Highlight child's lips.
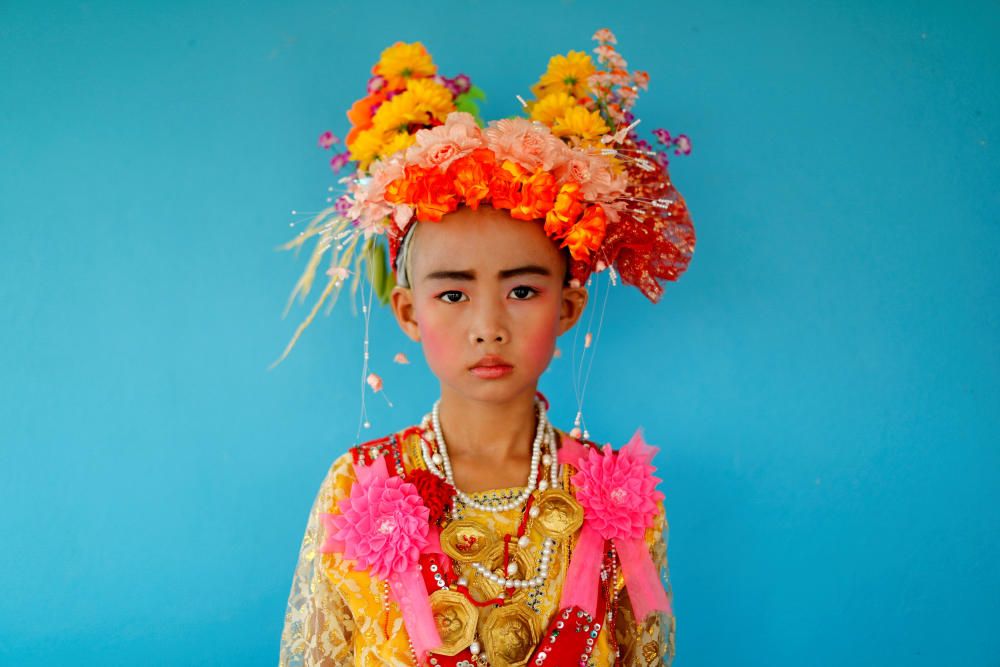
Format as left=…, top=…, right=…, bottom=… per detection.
left=470, top=364, right=514, bottom=379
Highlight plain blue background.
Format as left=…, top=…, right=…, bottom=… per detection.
left=2, top=1, right=997, bottom=664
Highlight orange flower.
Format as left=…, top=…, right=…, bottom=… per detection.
left=411, top=169, right=458, bottom=222
left=544, top=182, right=584, bottom=239
left=561, top=205, right=607, bottom=261
left=346, top=91, right=389, bottom=145
left=383, top=165, right=428, bottom=204
left=447, top=148, right=496, bottom=210
left=509, top=168, right=557, bottom=221
left=488, top=160, right=526, bottom=211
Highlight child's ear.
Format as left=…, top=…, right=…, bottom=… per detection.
left=557, top=285, right=589, bottom=335
left=390, top=285, right=421, bottom=342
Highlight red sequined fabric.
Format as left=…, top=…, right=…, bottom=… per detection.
left=595, top=137, right=696, bottom=302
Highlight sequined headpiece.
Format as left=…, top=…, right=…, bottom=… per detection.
left=274, top=28, right=695, bottom=368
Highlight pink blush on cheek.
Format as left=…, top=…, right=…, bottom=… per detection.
left=521, top=327, right=558, bottom=372
left=416, top=317, right=456, bottom=373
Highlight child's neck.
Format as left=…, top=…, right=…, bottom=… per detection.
left=435, top=386, right=539, bottom=473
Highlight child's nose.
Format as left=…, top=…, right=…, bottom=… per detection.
left=468, top=297, right=509, bottom=344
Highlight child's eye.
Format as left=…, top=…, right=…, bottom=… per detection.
left=509, top=285, right=539, bottom=300
left=437, top=290, right=467, bottom=304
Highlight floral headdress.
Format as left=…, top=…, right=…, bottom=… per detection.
left=274, top=29, right=695, bottom=372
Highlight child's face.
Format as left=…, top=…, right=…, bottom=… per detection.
left=390, top=206, right=588, bottom=404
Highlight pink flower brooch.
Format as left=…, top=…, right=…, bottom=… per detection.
left=558, top=428, right=672, bottom=621
left=319, top=456, right=443, bottom=658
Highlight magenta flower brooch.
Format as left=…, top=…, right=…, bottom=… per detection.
left=558, top=428, right=671, bottom=621
left=318, top=456, right=443, bottom=658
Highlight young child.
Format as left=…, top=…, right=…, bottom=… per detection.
left=276, top=30, right=694, bottom=667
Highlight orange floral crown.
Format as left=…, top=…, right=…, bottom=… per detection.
left=274, top=28, right=695, bottom=367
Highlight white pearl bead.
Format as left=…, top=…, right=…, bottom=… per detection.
left=517, top=535, right=529, bottom=548
left=542, top=454, right=552, bottom=465
left=529, top=506, right=540, bottom=518
left=430, top=397, right=554, bottom=513
left=431, top=453, right=443, bottom=465
left=470, top=641, right=481, bottom=655
left=539, top=480, right=549, bottom=491
left=506, top=562, right=518, bottom=576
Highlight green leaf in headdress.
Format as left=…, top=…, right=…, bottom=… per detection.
left=455, top=85, right=488, bottom=126
left=365, top=238, right=396, bottom=305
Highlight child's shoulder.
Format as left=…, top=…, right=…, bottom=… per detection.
left=323, top=424, right=424, bottom=485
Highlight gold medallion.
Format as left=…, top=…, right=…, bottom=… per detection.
left=532, top=489, right=584, bottom=539
left=428, top=589, right=478, bottom=656
left=440, top=519, right=496, bottom=563
left=480, top=603, right=542, bottom=667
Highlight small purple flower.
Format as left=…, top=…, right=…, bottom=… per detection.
left=442, top=79, right=460, bottom=96
left=654, top=151, right=670, bottom=168
left=635, top=138, right=653, bottom=153
left=318, top=131, right=339, bottom=149
left=452, top=74, right=471, bottom=94
left=674, top=134, right=692, bottom=155
left=329, top=151, right=351, bottom=172
left=334, top=194, right=352, bottom=216
left=652, top=128, right=672, bottom=146
left=367, top=75, right=386, bottom=94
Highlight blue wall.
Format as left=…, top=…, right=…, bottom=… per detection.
left=1, top=1, right=997, bottom=664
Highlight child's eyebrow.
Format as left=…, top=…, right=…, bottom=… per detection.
left=424, top=265, right=552, bottom=281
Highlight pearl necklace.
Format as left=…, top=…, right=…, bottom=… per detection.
left=424, top=397, right=556, bottom=513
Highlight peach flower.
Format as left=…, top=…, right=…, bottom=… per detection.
left=404, top=111, right=483, bottom=171
left=484, top=117, right=569, bottom=172
left=348, top=157, right=405, bottom=232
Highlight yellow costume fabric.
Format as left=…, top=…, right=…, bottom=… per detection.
left=279, top=427, right=675, bottom=666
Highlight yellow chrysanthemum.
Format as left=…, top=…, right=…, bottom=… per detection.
left=530, top=50, right=595, bottom=100
left=371, top=91, right=425, bottom=134
left=552, top=106, right=610, bottom=142
left=529, top=91, right=579, bottom=126
left=348, top=128, right=385, bottom=170
left=374, top=42, right=437, bottom=91
left=405, top=78, right=455, bottom=122
left=379, top=131, right=416, bottom=161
